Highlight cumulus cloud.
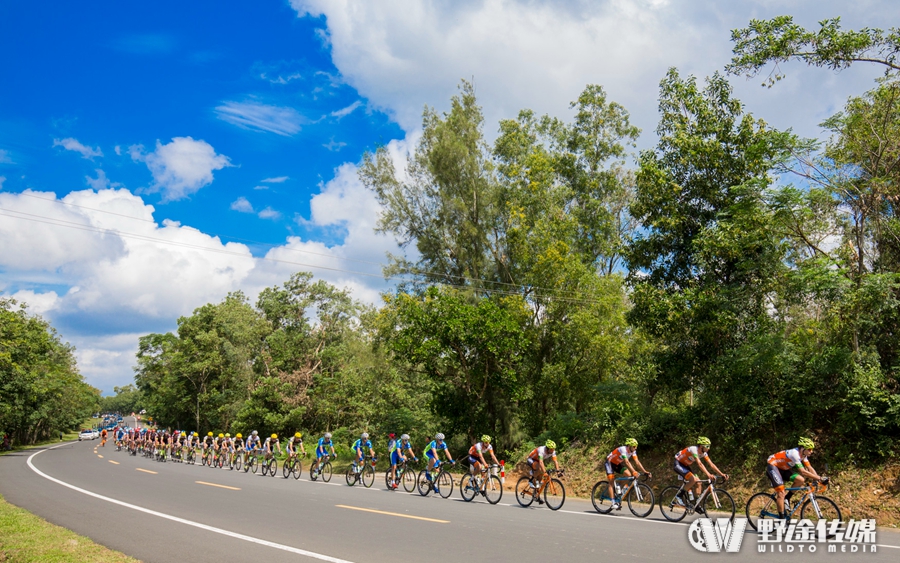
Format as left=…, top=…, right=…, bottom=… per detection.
left=8, top=289, right=60, bottom=315
left=86, top=169, right=122, bottom=191
left=53, top=137, right=103, bottom=160
left=257, top=207, right=282, bottom=220
left=215, top=100, right=305, bottom=136
left=130, top=137, right=231, bottom=201
left=230, top=196, right=254, bottom=213
left=290, top=0, right=885, bottom=142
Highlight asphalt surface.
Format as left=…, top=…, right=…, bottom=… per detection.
left=1, top=428, right=898, bottom=562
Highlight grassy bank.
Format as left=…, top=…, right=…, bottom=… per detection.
left=0, top=494, right=138, bottom=563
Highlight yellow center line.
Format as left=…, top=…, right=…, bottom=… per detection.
left=335, top=505, right=449, bottom=523
left=97, top=455, right=103, bottom=458
left=108, top=460, right=120, bottom=465
left=196, top=481, right=241, bottom=491
left=136, top=468, right=157, bottom=474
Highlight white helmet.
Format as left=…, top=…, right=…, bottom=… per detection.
left=361, top=432, right=369, bottom=439
left=251, top=430, right=258, bottom=436
left=401, top=433, right=410, bottom=440
left=324, top=432, right=332, bottom=439
left=435, top=433, right=445, bottom=440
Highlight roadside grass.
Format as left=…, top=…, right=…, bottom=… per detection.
left=0, top=493, right=138, bottom=563
left=0, top=419, right=100, bottom=457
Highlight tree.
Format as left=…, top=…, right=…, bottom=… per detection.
left=728, top=16, right=900, bottom=87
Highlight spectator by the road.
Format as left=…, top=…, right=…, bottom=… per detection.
left=2, top=433, right=11, bottom=451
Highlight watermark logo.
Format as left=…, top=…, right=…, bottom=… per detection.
left=688, top=518, right=748, bottom=553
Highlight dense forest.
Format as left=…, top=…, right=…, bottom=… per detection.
left=30, top=16, right=900, bottom=467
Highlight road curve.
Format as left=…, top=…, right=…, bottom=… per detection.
left=1, top=439, right=898, bottom=562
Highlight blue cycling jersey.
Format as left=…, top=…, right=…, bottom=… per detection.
left=317, top=437, right=333, bottom=450
left=425, top=440, right=447, bottom=457
left=352, top=439, right=372, bottom=450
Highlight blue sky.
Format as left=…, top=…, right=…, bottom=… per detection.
left=0, top=1, right=888, bottom=393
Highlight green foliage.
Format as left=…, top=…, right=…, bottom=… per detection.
left=99, top=384, right=143, bottom=415
left=0, top=299, right=99, bottom=445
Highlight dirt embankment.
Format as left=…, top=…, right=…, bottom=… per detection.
left=504, top=446, right=900, bottom=527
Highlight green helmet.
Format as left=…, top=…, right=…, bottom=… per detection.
left=625, top=438, right=638, bottom=448
left=697, top=436, right=711, bottom=447
left=798, top=437, right=815, bottom=450
left=481, top=434, right=491, bottom=443
left=545, top=439, right=556, bottom=449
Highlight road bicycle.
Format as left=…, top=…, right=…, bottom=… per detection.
left=590, top=473, right=654, bottom=517
left=260, top=452, right=278, bottom=477
left=282, top=452, right=304, bottom=479
left=385, top=457, right=417, bottom=492
left=515, top=469, right=566, bottom=510
left=242, top=450, right=260, bottom=474
left=460, top=463, right=503, bottom=504
left=417, top=460, right=456, bottom=498
left=746, top=479, right=840, bottom=532
left=309, top=455, right=333, bottom=482
left=658, top=476, right=736, bottom=522
left=346, top=456, right=376, bottom=487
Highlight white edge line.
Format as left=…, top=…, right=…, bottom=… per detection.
left=27, top=444, right=354, bottom=563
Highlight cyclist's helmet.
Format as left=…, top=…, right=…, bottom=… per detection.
left=545, top=439, right=556, bottom=449
left=400, top=433, right=410, bottom=441
left=236, top=433, right=242, bottom=438
left=207, top=432, right=213, bottom=437
left=192, top=432, right=197, bottom=437
left=225, top=433, right=231, bottom=438
left=271, top=434, right=278, bottom=439
left=798, top=437, right=815, bottom=450
left=697, top=436, right=711, bottom=447
left=481, top=434, right=491, bottom=443
left=218, top=433, right=224, bottom=438
left=324, top=432, right=332, bottom=439
left=294, top=432, right=302, bottom=439
left=361, top=432, right=369, bottom=439
left=435, top=433, right=445, bottom=440
left=252, top=430, right=258, bottom=436
left=625, top=438, right=638, bottom=448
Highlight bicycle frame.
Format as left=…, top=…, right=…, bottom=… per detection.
left=760, top=484, right=824, bottom=519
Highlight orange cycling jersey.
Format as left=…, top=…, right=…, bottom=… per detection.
left=767, top=448, right=809, bottom=471
left=675, top=446, right=707, bottom=465
left=468, top=442, right=492, bottom=456
left=527, top=446, right=556, bottom=462
left=607, top=446, right=635, bottom=465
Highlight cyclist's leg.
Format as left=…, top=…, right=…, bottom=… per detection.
left=605, top=461, right=617, bottom=499
left=766, top=465, right=788, bottom=517
left=786, top=474, right=805, bottom=505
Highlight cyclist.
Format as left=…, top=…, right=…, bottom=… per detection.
left=202, top=432, right=215, bottom=459
left=100, top=428, right=108, bottom=447
left=263, top=433, right=281, bottom=468
left=388, top=433, right=418, bottom=489
left=216, top=433, right=226, bottom=459
left=605, top=438, right=652, bottom=511
left=287, top=432, right=306, bottom=464
left=231, top=433, right=243, bottom=465
left=525, top=440, right=562, bottom=504
left=674, top=437, right=728, bottom=514
left=351, top=432, right=376, bottom=474
left=313, top=432, right=336, bottom=478
left=469, top=435, right=500, bottom=481
left=245, top=430, right=261, bottom=462
left=115, top=426, right=125, bottom=450
left=766, top=437, right=823, bottom=519
left=423, top=433, right=455, bottom=494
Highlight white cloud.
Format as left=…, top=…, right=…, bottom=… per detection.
left=230, top=196, right=254, bottom=213
left=86, top=169, right=122, bottom=191
left=253, top=185, right=269, bottom=190
left=215, top=101, right=305, bottom=136
left=290, top=0, right=886, bottom=144
left=53, top=137, right=103, bottom=160
left=262, top=72, right=303, bottom=85
left=323, top=138, right=347, bottom=151
left=257, top=207, right=282, bottom=220
left=130, top=136, right=231, bottom=201
left=261, top=176, right=289, bottom=183
left=0, top=150, right=12, bottom=164
left=9, top=289, right=60, bottom=315
left=331, top=100, right=362, bottom=119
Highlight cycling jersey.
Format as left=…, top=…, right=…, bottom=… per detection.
left=263, top=437, right=278, bottom=451
left=424, top=440, right=447, bottom=459
left=245, top=436, right=260, bottom=450
left=469, top=442, right=493, bottom=456
left=387, top=438, right=397, bottom=453
left=316, top=438, right=333, bottom=458
left=607, top=446, right=636, bottom=465
left=527, top=446, right=556, bottom=464
left=287, top=436, right=303, bottom=451
left=767, top=448, right=809, bottom=471
left=233, top=438, right=243, bottom=449
left=675, top=446, right=708, bottom=465
left=352, top=439, right=372, bottom=451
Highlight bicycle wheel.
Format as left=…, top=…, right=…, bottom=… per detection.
left=269, top=459, right=277, bottom=477
left=362, top=464, right=375, bottom=488
left=437, top=470, right=454, bottom=498
left=402, top=467, right=416, bottom=493
left=704, top=488, right=736, bottom=521
left=544, top=478, right=566, bottom=510
left=200, top=452, right=207, bottom=466
left=283, top=460, right=292, bottom=478
left=627, top=482, right=655, bottom=518
left=485, top=475, right=503, bottom=505
left=345, top=467, right=356, bottom=486
left=459, top=474, right=477, bottom=502
left=309, top=462, right=319, bottom=481
left=658, top=486, right=688, bottom=522
left=800, top=495, right=841, bottom=533
left=515, top=477, right=535, bottom=508
left=234, top=454, right=242, bottom=471
left=321, top=461, right=332, bottom=482
left=250, top=455, right=258, bottom=474
left=385, top=468, right=394, bottom=490
left=746, top=492, right=778, bottom=531
left=261, top=458, right=269, bottom=476
left=293, top=459, right=302, bottom=480
left=417, top=469, right=432, bottom=496
left=217, top=453, right=225, bottom=468
left=591, top=481, right=615, bottom=514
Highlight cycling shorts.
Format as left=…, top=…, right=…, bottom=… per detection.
left=674, top=460, right=693, bottom=479
left=766, top=464, right=797, bottom=489
left=468, top=455, right=481, bottom=466
left=316, top=448, right=329, bottom=459
left=353, top=447, right=365, bottom=460
left=391, top=450, right=404, bottom=465
left=605, top=460, right=625, bottom=476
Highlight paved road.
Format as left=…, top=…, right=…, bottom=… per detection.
left=1, top=436, right=897, bottom=562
